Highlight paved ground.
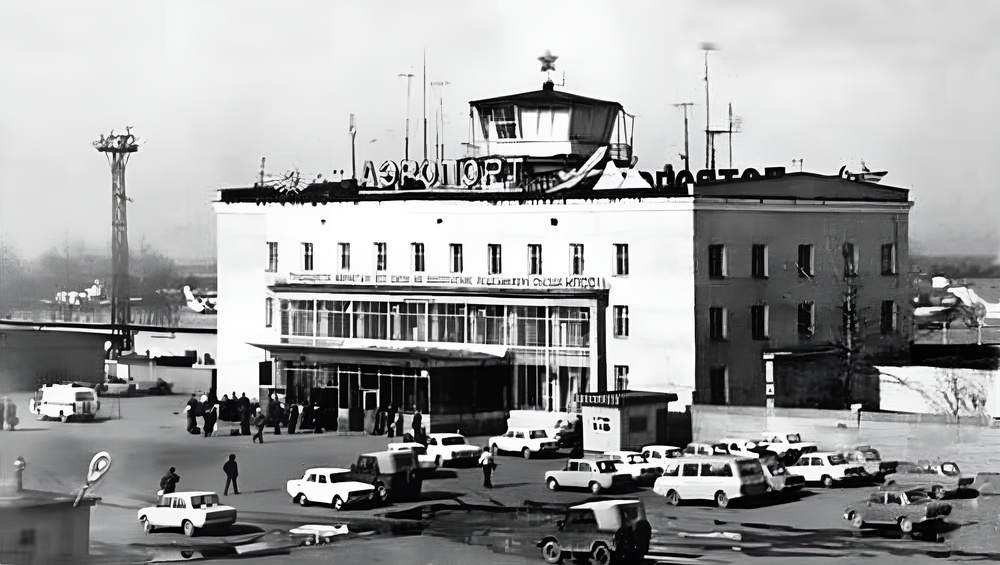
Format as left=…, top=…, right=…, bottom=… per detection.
left=5, top=393, right=1000, bottom=564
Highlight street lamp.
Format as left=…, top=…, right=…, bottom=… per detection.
left=398, top=73, right=415, bottom=161
left=431, top=81, right=451, bottom=161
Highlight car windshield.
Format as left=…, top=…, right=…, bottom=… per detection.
left=906, top=490, right=930, bottom=502
left=941, top=463, right=961, bottom=476
left=861, top=448, right=880, bottom=460
left=626, top=455, right=645, bottom=464
left=190, top=494, right=220, bottom=507
left=529, top=430, right=548, bottom=439
left=76, top=391, right=96, bottom=401
left=786, top=434, right=802, bottom=443
left=765, top=460, right=787, bottom=475
left=356, top=457, right=376, bottom=473
left=596, top=461, right=619, bottom=473
left=329, top=471, right=351, bottom=482
left=441, top=436, right=466, bottom=446
left=828, top=454, right=848, bottom=465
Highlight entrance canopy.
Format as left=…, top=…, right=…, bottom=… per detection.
left=249, top=341, right=510, bottom=369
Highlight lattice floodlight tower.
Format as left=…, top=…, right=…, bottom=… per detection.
left=93, top=128, right=139, bottom=356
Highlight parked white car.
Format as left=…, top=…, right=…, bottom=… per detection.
left=640, top=445, right=684, bottom=461
left=138, top=491, right=236, bottom=537
left=386, top=442, right=438, bottom=469
left=489, top=428, right=560, bottom=459
left=683, top=442, right=725, bottom=457
left=603, top=451, right=664, bottom=484
left=286, top=467, right=377, bottom=510
left=545, top=458, right=633, bottom=495
left=714, top=438, right=771, bottom=458
left=760, top=432, right=821, bottom=460
left=425, top=433, right=482, bottom=467
left=788, top=452, right=868, bottom=488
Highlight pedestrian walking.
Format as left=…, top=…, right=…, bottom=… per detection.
left=478, top=449, right=496, bottom=488
left=223, top=454, right=240, bottom=495
left=252, top=408, right=266, bottom=443
left=269, top=399, right=283, bottom=435
left=287, top=402, right=300, bottom=435
left=6, top=397, right=17, bottom=431
left=203, top=401, right=219, bottom=437
left=159, top=467, right=180, bottom=494
left=184, top=394, right=199, bottom=434
left=411, top=409, right=422, bottom=436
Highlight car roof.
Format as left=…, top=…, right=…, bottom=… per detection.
left=719, top=438, right=758, bottom=444
left=878, top=485, right=930, bottom=494
left=429, top=433, right=464, bottom=438
left=642, top=445, right=682, bottom=451
left=570, top=499, right=643, bottom=511
left=506, top=427, right=546, bottom=432
left=569, top=458, right=616, bottom=464
left=604, top=451, right=642, bottom=457
left=304, top=467, right=350, bottom=474
left=166, top=491, right=217, bottom=497
left=389, top=442, right=424, bottom=448
left=803, top=451, right=840, bottom=457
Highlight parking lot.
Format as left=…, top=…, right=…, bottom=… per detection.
left=6, top=392, right=1000, bottom=564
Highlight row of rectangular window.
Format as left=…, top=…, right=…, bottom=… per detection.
left=266, top=242, right=630, bottom=277
left=708, top=300, right=899, bottom=340
left=708, top=243, right=898, bottom=279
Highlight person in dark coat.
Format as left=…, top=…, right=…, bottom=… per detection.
left=252, top=408, right=266, bottom=443
left=5, top=397, right=18, bottom=431
left=219, top=395, right=230, bottom=422
left=239, top=403, right=252, bottom=436
left=269, top=399, right=282, bottom=435
left=394, top=410, right=405, bottom=439
left=312, top=403, right=324, bottom=433
left=287, top=402, right=300, bottom=434
left=160, top=467, right=180, bottom=494
left=301, top=402, right=315, bottom=430
left=386, top=406, right=397, bottom=438
left=372, top=406, right=386, bottom=435
left=185, top=394, right=199, bottom=434
left=203, top=401, right=218, bottom=437
left=223, top=454, right=240, bottom=495
left=411, top=409, right=422, bottom=436
left=228, top=392, right=239, bottom=422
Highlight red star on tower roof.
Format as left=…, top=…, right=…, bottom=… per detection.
left=538, top=50, right=558, bottom=72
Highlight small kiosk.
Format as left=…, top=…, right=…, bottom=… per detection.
left=580, top=391, right=682, bottom=454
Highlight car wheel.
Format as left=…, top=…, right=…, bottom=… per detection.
left=590, top=482, right=602, bottom=495
left=850, top=512, right=864, bottom=529
left=714, top=490, right=729, bottom=508
left=435, top=456, right=444, bottom=468
left=297, top=493, right=310, bottom=507
left=932, top=485, right=945, bottom=499
left=332, top=495, right=343, bottom=511
left=140, top=516, right=153, bottom=534
left=375, top=484, right=388, bottom=503
left=822, top=475, right=835, bottom=489
left=540, top=539, right=562, bottom=564
left=591, top=543, right=612, bottom=565
left=899, top=517, right=914, bottom=534
left=182, top=520, right=196, bottom=537
left=522, top=448, right=532, bottom=460
left=665, top=490, right=680, bottom=506
left=547, top=477, right=559, bottom=491
left=491, top=444, right=499, bottom=456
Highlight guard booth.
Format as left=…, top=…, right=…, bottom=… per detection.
left=580, top=391, right=681, bottom=453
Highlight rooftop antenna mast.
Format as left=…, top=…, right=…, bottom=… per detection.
left=701, top=42, right=718, bottom=169
left=93, top=127, right=139, bottom=357
left=423, top=49, right=428, bottom=161
left=349, top=114, right=357, bottom=180
left=398, top=72, right=415, bottom=160
left=672, top=102, right=694, bottom=172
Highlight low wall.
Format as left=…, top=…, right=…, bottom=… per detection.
left=878, top=365, right=999, bottom=417
left=507, top=409, right=572, bottom=432
left=430, top=411, right=506, bottom=437
left=692, top=404, right=1000, bottom=471
left=128, top=365, right=214, bottom=395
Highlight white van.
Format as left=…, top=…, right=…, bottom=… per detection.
left=652, top=455, right=768, bottom=508
left=29, top=384, right=101, bottom=422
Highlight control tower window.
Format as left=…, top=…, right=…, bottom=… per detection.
left=491, top=106, right=518, bottom=139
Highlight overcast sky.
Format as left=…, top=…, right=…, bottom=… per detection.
left=1, top=0, right=998, bottom=262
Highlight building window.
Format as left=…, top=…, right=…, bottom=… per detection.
left=512, top=306, right=547, bottom=346
left=613, top=243, right=629, bottom=276
left=881, top=243, right=898, bottom=275
left=751, top=304, right=769, bottom=340
left=551, top=307, right=590, bottom=348
left=265, top=297, right=273, bottom=328
left=266, top=242, right=278, bottom=272
left=469, top=304, right=506, bottom=345
left=490, top=105, right=518, bottom=139
left=317, top=300, right=352, bottom=339
left=880, top=300, right=897, bottom=334
left=375, top=242, right=387, bottom=272
left=391, top=302, right=426, bottom=341
left=301, top=242, right=314, bottom=271
left=528, top=244, right=543, bottom=275
left=751, top=244, right=768, bottom=278
left=797, top=301, right=815, bottom=338
left=613, top=305, right=629, bottom=337
left=709, top=307, right=727, bottom=340
left=354, top=300, right=390, bottom=340
left=411, top=243, right=425, bottom=272
left=338, top=243, right=350, bottom=271
left=709, top=365, right=728, bottom=405
left=569, top=244, right=585, bottom=275
left=708, top=244, right=727, bottom=278
left=843, top=242, right=858, bottom=277
left=449, top=244, right=464, bottom=273
left=614, top=365, right=629, bottom=391
left=429, top=303, right=466, bottom=343
left=797, top=244, right=814, bottom=278
left=488, top=244, right=502, bottom=275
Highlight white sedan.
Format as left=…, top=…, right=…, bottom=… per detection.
left=386, top=442, right=439, bottom=469
left=425, top=433, right=482, bottom=467
left=489, top=428, right=561, bottom=459
left=286, top=467, right=377, bottom=510
left=138, top=491, right=236, bottom=537
left=545, top=458, right=633, bottom=495
left=603, top=451, right=664, bottom=484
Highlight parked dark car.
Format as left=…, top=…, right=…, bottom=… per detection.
left=348, top=450, right=423, bottom=503
left=537, top=499, right=650, bottom=565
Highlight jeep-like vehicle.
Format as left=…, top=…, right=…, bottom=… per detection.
left=348, top=450, right=422, bottom=503
left=537, top=499, right=651, bottom=565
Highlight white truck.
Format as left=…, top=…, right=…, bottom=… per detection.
left=29, top=384, right=101, bottom=422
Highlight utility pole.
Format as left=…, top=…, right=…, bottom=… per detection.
left=701, top=43, right=717, bottom=170
left=93, top=128, right=139, bottom=356
left=431, top=81, right=450, bottom=160
left=422, top=50, right=428, bottom=161
left=398, top=72, right=415, bottom=160
left=349, top=114, right=357, bottom=180
left=672, top=102, right=693, bottom=172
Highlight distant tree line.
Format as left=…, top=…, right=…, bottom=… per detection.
left=911, top=255, right=1000, bottom=279
left=0, top=240, right=205, bottom=318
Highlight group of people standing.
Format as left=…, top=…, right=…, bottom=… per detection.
left=372, top=406, right=428, bottom=444
left=183, top=390, right=347, bottom=443
left=0, top=396, right=19, bottom=431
